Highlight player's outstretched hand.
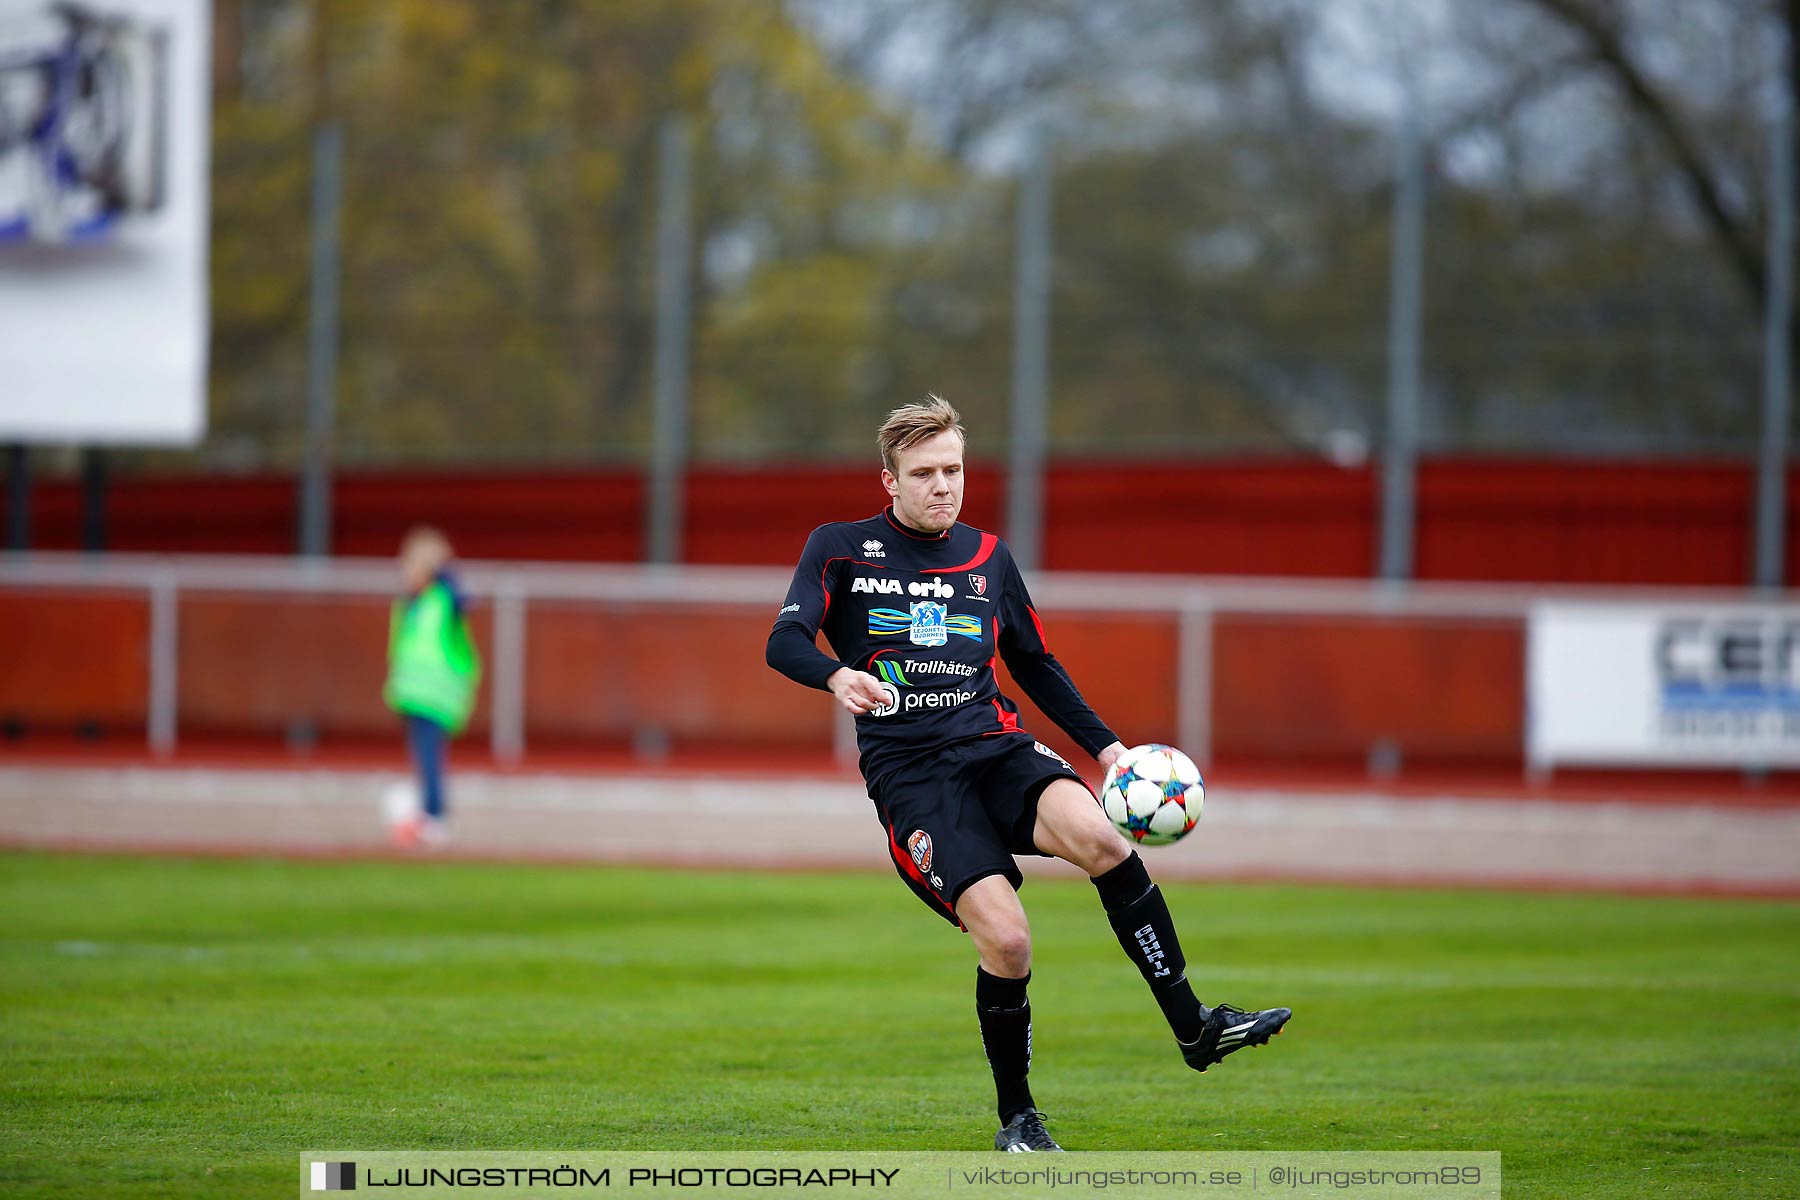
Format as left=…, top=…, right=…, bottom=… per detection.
left=1096, top=741, right=1127, bottom=773
left=827, top=667, right=891, bottom=715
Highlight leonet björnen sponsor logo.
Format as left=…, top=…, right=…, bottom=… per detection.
left=868, top=605, right=985, bottom=645
left=907, top=602, right=949, bottom=646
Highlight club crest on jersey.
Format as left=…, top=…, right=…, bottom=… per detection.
left=909, top=601, right=948, bottom=646
left=969, top=574, right=987, bottom=596
left=862, top=540, right=886, bottom=558
left=907, top=830, right=933, bottom=872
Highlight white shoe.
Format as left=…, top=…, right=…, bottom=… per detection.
left=390, top=814, right=449, bottom=850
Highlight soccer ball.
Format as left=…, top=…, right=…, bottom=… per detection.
left=1100, top=743, right=1204, bottom=845
left=381, top=780, right=419, bottom=826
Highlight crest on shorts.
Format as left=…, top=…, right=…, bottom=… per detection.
left=908, top=601, right=948, bottom=646
left=907, top=829, right=933, bottom=872
left=969, top=574, right=987, bottom=596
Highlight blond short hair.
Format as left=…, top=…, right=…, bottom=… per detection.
left=877, top=394, right=964, bottom=471
left=399, top=525, right=453, bottom=577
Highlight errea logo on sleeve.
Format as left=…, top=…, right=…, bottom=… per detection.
left=862, top=540, right=886, bottom=558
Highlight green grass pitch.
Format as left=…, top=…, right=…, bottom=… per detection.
left=2, top=851, right=1796, bottom=1198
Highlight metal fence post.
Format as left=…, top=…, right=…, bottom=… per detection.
left=298, top=120, right=343, bottom=559
left=490, top=583, right=527, bottom=765
left=1756, top=29, right=1796, bottom=590
left=81, top=448, right=107, bottom=552
left=147, top=569, right=179, bottom=756
left=4, top=444, right=29, bottom=552
left=833, top=706, right=859, bottom=772
left=1007, top=129, right=1051, bottom=572
left=1379, top=95, right=1425, bottom=582
left=1177, top=599, right=1213, bottom=768
left=647, top=115, right=693, bottom=566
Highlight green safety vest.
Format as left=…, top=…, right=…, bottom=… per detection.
left=383, top=579, right=482, bottom=735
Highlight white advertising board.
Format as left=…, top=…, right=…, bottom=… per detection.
left=0, top=0, right=210, bottom=445
left=1528, top=602, right=1800, bottom=768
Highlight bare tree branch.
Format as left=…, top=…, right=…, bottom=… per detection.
left=1431, top=49, right=1591, bottom=144
left=1523, top=0, right=1768, bottom=307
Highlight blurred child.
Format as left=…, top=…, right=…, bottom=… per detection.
left=383, top=526, right=481, bottom=848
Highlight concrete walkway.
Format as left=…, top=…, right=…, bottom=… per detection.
left=4, top=764, right=1797, bottom=896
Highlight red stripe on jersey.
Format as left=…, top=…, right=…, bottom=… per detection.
left=938, top=532, right=998, bottom=575
left=819, top=555, right=892, bottom=619
left=1026, top=604, right=1049, bottom=652
left=991, top=699, right=1020, bottom=734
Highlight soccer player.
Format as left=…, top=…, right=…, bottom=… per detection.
left=765, top=397, right=1291, bottom=1152
left=383, top=525, right=482, bottom=849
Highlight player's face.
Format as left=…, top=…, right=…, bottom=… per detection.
left=401, top=562, right=429, bottom=593
left=882, top=431, right=965, bottom=533
left=399, top=549, right=433, bottom=593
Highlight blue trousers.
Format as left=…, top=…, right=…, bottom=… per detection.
left=405, top=714, right=448, bottom=819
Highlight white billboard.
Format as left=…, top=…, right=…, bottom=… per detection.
left=0, top=0, right=209, bottom=445
left=1528, top=602, right=1800, bottom=768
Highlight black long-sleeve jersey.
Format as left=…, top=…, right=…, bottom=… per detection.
left=766, top=506, right=1118, bottom=787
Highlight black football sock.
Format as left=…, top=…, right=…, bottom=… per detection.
left=1092, top=852, right=1207, bottom=1043
left=975, top=967, right=1035, bottom=1123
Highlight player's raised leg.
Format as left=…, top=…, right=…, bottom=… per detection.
left=1033, top=779, right=1291, bottom=1072
left=1034, top=780, right=1207, bottom=1039
left=955, top=876, right=1062, bottom=1152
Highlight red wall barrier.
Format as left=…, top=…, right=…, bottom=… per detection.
left=0, top=586, right=1526, bottom=772
left=523, top=604, right=827, bottom=753
left=0, top=592, right=149, bottom=729
left=330, top=472, right=641, bottom=563
left=1414, top=460, right=1754, bottom=585
left=1046, top=461, right=1373, bottom=578
left=1210, top=615, right=1524, bottom=766
left=0, top=454, right=1781, bottom=768
left=10, top=457, right=1783, bottom=585
left=176, top=594, right=493, bottom=739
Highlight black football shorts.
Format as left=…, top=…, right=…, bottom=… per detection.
left=868, top=733, right=1093, bottom=929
